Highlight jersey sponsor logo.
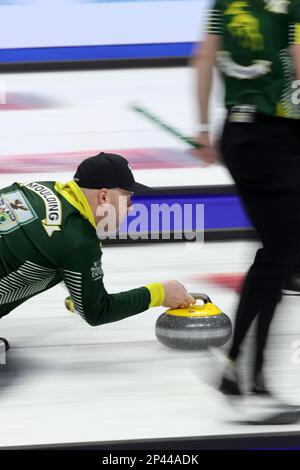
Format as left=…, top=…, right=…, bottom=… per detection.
left=217, top=51, right=272, bottom=79
left=90, top=260, right=103, bottom=281
left=0, top=189, right=37, bottom=234
left=225, top=1, right=264, bottom=50
left=25, top=182, right=62, bottom=237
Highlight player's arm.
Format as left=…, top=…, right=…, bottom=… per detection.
left=62, top=239, right=194, bottom=326
left=191, top=1, right=223, bottom=162
left=193, top=34, right=222, bottom=128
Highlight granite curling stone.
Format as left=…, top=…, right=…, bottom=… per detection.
left=155, top=293, right=232, bottom=350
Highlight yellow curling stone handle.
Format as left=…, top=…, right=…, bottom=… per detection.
left=166, top=293, right=222, bottom=317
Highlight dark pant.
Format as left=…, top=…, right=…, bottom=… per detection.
left=221, top=113, right=300, bottom=378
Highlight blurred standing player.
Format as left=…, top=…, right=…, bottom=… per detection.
left=0, top=153, right=195, bottom=363
left=193, top=0, right=300, bottom=421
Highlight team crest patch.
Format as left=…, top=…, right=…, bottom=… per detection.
left=0, top=190, right=37, bottom=234
left=225, top=1, right=265, bottom=50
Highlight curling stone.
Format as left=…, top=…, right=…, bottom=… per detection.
left=155, top=293, right=232, bottom=350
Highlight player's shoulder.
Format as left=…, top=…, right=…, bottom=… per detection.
left=210, top=0, right=226, bottom=11
left=20, top=179, right=101, bottom=250
left=63, top=208, right=98, bottom=245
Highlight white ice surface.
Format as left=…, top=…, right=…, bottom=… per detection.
left=1, top=242, right=300, bottom=447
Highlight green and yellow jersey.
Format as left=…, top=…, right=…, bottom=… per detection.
left=0, top=180, right=164, bottom=325
left=207, top=0, right=300, bottom=119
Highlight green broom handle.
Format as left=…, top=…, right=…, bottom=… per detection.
left=130, top=103, right=204, bottom=149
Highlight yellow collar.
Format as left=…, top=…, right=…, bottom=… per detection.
left=54, top=180, right=96, bottom=229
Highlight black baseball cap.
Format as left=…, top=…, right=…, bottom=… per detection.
left=73, top=152, right=151, bottom=193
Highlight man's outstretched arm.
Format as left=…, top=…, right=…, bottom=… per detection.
left=62, top=239, right=194, bottom=326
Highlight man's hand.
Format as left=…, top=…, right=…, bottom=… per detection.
left=193, top=132, right=219, bottom=165
left=162, top=280, right=196, bottom=309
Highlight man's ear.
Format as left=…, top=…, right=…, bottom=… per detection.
left=97, top=188, right=108, bottom=205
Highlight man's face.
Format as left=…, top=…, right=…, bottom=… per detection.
left=109, top=188, right=133, bottom=226
left=95, top=187, right=133, bottom=238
